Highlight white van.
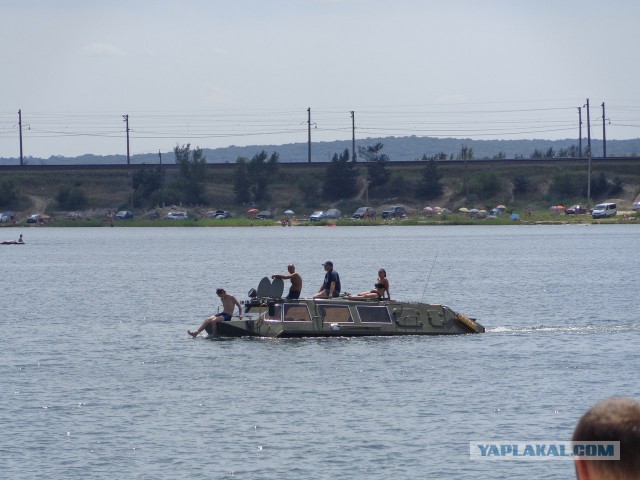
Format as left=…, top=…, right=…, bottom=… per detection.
left=591, top=202, right=617, bottom=219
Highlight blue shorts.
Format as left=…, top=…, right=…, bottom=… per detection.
left=216, top=312, right=232, bottom=321
left=287, top=289, right=301, bottom=300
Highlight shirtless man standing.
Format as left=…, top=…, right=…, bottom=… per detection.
left=188, top=288, right=242, bottom=337
left=272, top=264, right=303, bottom=299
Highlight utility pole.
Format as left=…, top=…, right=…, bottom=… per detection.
left=159, top=149, right=165, bottom=208
left=307, top=108, right=311, bottom=163
left=350, top=110, right=356, bottom=161
left=585, top=99, right=592, bottom=207
left=123, top=114, right=130, bottom=165
left=129, top=171, right=134, bottom=213
left=602, top=102, right=607, bottom=158
left=18, top=109, right=24, bottom=166
left=462, top=144, right=469, bottom=196
left=577, top=106, right=582, bottom=157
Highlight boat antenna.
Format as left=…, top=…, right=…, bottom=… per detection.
left=421, top=252, right=438, bottom=302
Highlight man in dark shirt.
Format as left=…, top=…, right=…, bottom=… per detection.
left=314, top=261, right=341, bottom=298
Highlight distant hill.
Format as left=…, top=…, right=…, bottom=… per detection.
left=2, top=136, right=640, bottom=166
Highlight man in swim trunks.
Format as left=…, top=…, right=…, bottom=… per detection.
left=272, top=264, right=302, bottom=299
left=313, top=261, right=341, bottom=298
left=188, top=288, right=242, bottom=337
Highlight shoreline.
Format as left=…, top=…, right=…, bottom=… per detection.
left=1, top=215, right=636, bottom=228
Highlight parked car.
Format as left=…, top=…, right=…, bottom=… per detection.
left=565, top=204, right=587, bottom=215
left=66, top=211, right=83, bottom=220
left=633, top=194, right=640, bottom=211
left=309, top=211, right=325, bottom=222
left=26, top=214, right=42, bottom=223
left=0, top=211, right=13, bottom=223
left=115, top=210, right=133, bottom=219
left=213, top=210, right=232, bottom=219
left=381, top=206, right=407, bottom=218
left=591, top=202, right=617, bottom=219
left=310, top=209, right=341, bottom=221
left=256, top=210, right=274, bottom=219
left=164, top=211, right=188, bottom=220
left=351, top=207, right=376, bottom=220
left=323, top=208, right=341, bottom=220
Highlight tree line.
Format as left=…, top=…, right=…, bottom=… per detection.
left=0, top=142, right=627, bottom=212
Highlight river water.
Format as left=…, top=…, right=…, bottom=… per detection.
left=1, top=224, right=639, bottom=479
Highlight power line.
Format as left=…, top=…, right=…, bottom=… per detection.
left=3, top=101, right=640, bottom=157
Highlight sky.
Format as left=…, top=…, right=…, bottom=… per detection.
left=1, top=0, right=640, bottom=159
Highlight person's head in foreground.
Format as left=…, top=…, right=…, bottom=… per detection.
left=573, top=397, right=640, bottom=480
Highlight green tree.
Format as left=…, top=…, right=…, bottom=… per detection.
left=56, top=185, right=88, bottom=210
left=609, top=176, right=623, bottom=196
left=457, top=145, right=474, bottom=196
left=416, top=158, right=444, bottom=200
left=568, top=145, right=581, bottom=157
left=0, top=179, right=19, bottom=207
left=549, top=172, right=583, bottom=197
left=233, top=157, right=251, bottom=204
left=132, top=167, right=163, bottom=207
left=385, top=173, right=408, bottom=197
left=557, top=145, right=580, bottom=158
left=246, top=150, right=279, bottom=203
left=586, top=172, right=609, bottom=198
left=172, top=144, right=208, bottom=205
left=323, top=148, right=358, bottom=200
left=422, top=152, right=448, bottom=161
left=298, top=176, right=320, bottom=208
left=512, top=173, right=530, bottom=195
left=358, top=142, right=390, bottom=189
left=470, top=171, right=501, bottom=199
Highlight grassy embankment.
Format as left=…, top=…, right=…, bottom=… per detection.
left=1, top=159, right=639, bottom=226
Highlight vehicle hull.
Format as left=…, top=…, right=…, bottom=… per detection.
left=215, top=297, right=484, bottom=338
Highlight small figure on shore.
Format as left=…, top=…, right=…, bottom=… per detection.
left=313, top=261, right=341, bottom=298
left=272, top=264, right=302, bottom=299
left=347, top=268, right=391, bottom=301
left=18, top=234, right=23, bottom=244
left=188, top=288, right=242, bottom=338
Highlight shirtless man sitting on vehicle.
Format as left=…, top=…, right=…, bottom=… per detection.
left=188, top=288, right=242, bottom=337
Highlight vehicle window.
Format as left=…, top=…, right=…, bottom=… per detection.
left=283, top=304, right=311, bottom=322
left=318, top=304, right=352, bottom=323
left=264, top=304, right=282, bottom=321
left=357, top=306, right=393, bottom=323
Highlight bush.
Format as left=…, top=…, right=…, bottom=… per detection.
left=0, top=179, right=19, bottom=207
left=56, top=185, right=88, bottom=210
left=609, top=176, right=624, bottom=196
left=549, top=172, right=584, bottom=197
left=470, top=172, right=502, bottom=199
left=512, top=174, right=530, bottom=195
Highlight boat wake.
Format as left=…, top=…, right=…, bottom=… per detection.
left=488, top=322, right=640, bottom=335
